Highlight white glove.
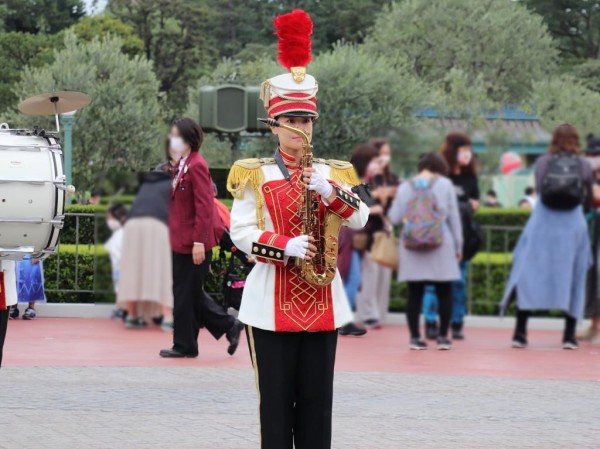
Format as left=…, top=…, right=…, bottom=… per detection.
left=307, top=169, right=334, bottom=199
left=284, top=235, right=310, bottom=259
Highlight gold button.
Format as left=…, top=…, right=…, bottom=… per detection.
left=261, top=249, right=266, bottom=255
left=276, top=252, right=281, bottom=258
left=269, top=251, right=274, bottom=257
left=253, top=246, right=259, bottom=253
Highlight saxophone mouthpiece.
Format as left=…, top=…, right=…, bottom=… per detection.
left=258, top=118, right=280, bottom=127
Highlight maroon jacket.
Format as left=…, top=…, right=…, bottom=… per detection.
left=169, top=151, right=220, bottom=254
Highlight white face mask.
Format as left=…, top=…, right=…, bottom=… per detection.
left=169, top=136, right=187, bottom=154
left=107, top=219, right=121, bottom=231
left=379, top=155, right=391, bottom=167
left=458, top=150, right=473, bottom=166
left=366, top=160, right=381, bottom=177
left=169, top=150, right=182, bottom=163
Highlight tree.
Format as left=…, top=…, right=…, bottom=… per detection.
left=205, top=0, right=392, bottom=58
left=2, top=0, right=85, bottom=34
left=522, top=0, right=600, bottom=60
left=570, top=59, right=600, bottom=92
left=0, top=32, right=60, bottom=113
left=107, top=0, right=217, bottom=113
left=67, top=15, right=145, bottom=57
left=532, top=75, right=600, bottom=138
left=365, top=0, right=558, bottom=103
left=13, top=32, right=164, bottom=195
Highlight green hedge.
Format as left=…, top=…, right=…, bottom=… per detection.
left=475, top=208, right=530, bottom=253
left=44, top=244, right=114, bottom=304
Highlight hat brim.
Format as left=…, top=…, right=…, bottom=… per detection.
left=274, top=111, right=318, bottom=118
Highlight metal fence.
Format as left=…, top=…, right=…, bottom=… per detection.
left=44, top=213, right=525, bottom=311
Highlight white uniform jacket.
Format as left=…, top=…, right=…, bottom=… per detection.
left=1, top=260, right=17, bottom=308
left=227, top=155, right=369, bottom=332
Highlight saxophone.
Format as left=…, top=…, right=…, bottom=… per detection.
left=259, top=118, right=343, bottom=287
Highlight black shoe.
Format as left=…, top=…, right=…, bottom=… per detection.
left=339, top=323, right=367, bottom=336
left=409, top=338, right=428, bottom=350
left=437, top=337, right=452, bottom=350
left=451, top=321, right=465, bottom=340
left=125, top=317, right=148, bottom=329
left=511, top=333, right=528, bottom=348
left=226, top=319, right=244, bottom=356
left=152, top=315, right=164, bottom=326
left=562, top=337, right=579, bottom=350
left=8, top=305, right=19, bottom=320
left=425, top=321, right=439, bottom=340
left=159, top=348, right=198, bottom=358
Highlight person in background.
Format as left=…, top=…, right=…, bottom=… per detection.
left=352, top=143, right=387, bottom=329
left=388, top=152, right=462, bottom=350
left=368, top=138, right=400, bottom=324
left=500, top=124, right=593, bottom=350
left=12, top=254, right=47, bottom=320
left=160, top=118, right=243, bottom=358
left=423, top=132, right=479, bottom=340
left=104, top=203, right=127, bottom=296
left=580, top=134, right=600, bottom=345
left=87, top=190, right=102, bottom=206
left=519, top=187, right=536, bottom=209
left=117, top=162, right=175, bottom=331
left=212, top=182, right=231, bottom=231
left=484, top=190, right=502, bottom=208
left=0, top=260, right=18, bottom=368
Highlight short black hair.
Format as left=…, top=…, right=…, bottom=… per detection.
left=525, top=186, right=534, bottom=196
left=417, top=152, right=449, bottom=176
left=171, top=117, right=204, bottom=152
left=486, top=190, right=497, bottom=197
left=108, top=203, right=128, bottom=224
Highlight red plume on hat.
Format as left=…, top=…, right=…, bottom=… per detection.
left=273, top=9, right=313, bottom=73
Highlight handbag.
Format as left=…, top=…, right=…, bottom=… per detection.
left=369, top=231, right=399, bottom=270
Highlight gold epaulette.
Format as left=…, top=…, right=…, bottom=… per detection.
left=226, top=158, right=274, bottom=199
left=314, top=158, right=361, bottom=187
left=226, top=158, right=274, bottom=230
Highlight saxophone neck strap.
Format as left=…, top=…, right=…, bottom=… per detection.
left=274, top=148, right=293, bottom=185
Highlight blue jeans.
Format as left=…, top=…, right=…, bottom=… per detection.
left=422, top=261, right=469, bottom=323
left=344, top=250, right=362, bottom=309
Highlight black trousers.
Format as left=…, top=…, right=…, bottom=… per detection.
left=515, top=309, right=577, bottom=341
left=407, top=281, right=453, bottom=339
left=246, top=326, right=338, bottom=449
left=0, top=309, right=8, bottom=368
left=172, top=251, right=234, bottom=355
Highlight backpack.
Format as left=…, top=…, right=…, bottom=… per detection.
left=402, top=177, right=445, bottom=251
left=540, top=153, right=584, bottom=210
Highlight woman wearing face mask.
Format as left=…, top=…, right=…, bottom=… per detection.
left=352, top=143, right=389, bottom=330
left=422, top=133, right=479, bottom=341
left=159, top=118, right=243, bottom=358
left=368, top=138, right=400, bottom=324
left=337, top=143, right=384, bottom=335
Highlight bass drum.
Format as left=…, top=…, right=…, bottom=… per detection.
left=0, top=127, right=66, bottom=260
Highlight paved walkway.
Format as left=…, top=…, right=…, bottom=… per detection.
left=1, top=318, right=600, bottom=448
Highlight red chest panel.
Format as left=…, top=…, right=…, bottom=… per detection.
left=262, top=172, right=334, bottom=332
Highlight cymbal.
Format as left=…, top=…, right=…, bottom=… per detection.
left=18, top=91, right=91, bottom=116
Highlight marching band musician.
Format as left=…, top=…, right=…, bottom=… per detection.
left=0, top=260, right=17, bottom=368
left=227, top=10, right=369, bottom=449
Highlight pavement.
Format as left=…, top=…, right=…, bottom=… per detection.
left=1, top=318, right=600, bottom=448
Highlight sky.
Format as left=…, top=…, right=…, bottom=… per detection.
left=83, top=0, right=108, bottom=15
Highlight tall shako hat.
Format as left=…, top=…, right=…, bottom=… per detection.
left=260, top=9, right=318, bottom=119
